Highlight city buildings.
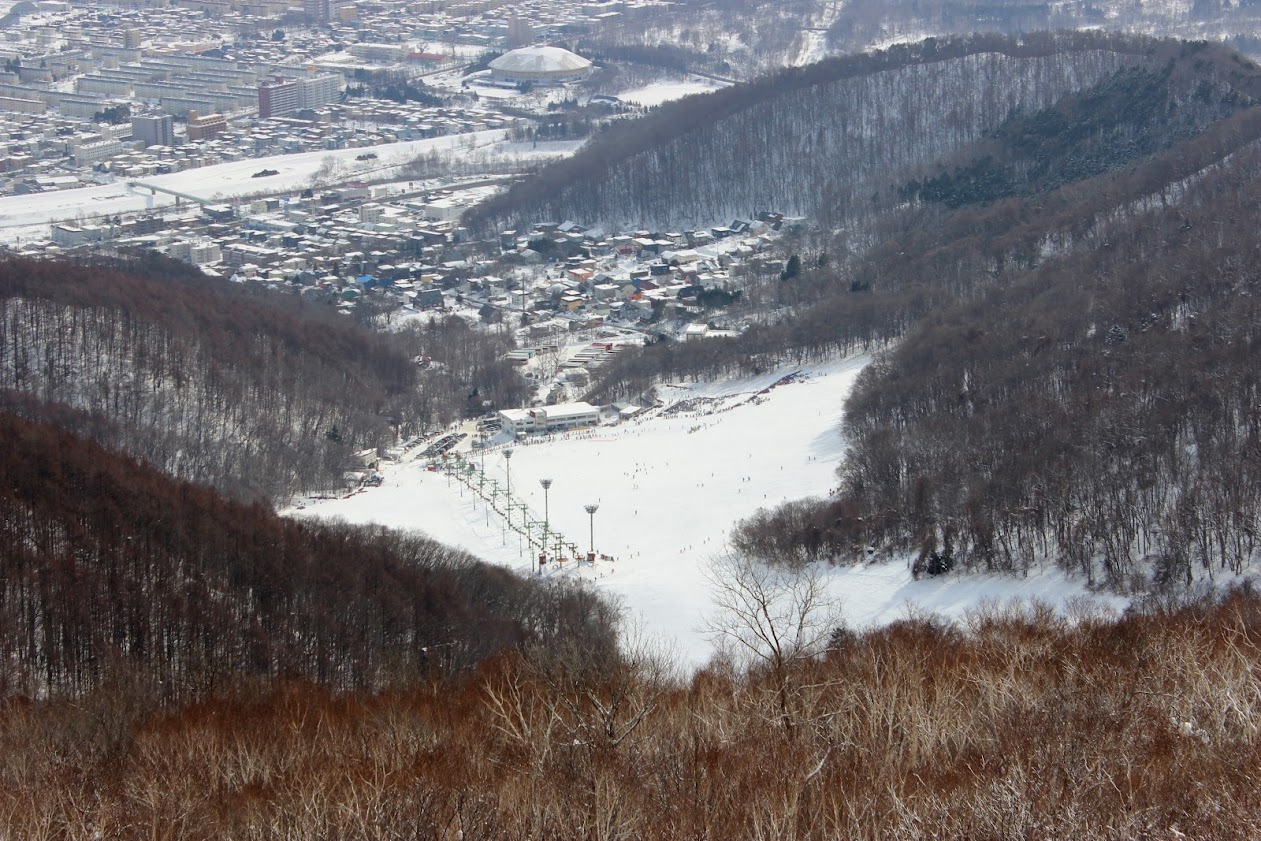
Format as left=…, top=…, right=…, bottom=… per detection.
left=186, top=110, right=226, bottom=140
left=258, top=76, right=300, bottom=119
left=132, top=114, right=175, bottom=147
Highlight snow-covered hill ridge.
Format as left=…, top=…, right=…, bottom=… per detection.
left=470, top=39, right=1150, bottom=232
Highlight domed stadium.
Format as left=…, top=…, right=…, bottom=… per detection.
left=488, top=46, right=593, bottom=85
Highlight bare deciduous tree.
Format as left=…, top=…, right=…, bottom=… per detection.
left=703, top=552, right=842, bottom=739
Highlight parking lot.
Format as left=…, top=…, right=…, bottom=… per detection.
left=418, top=431, right=467, bottom=458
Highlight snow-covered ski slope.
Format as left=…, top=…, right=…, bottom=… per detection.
left=293, top=354, right=1126, bottom=666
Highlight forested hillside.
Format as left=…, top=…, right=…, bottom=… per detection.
left=831, top=135, right=1261, bottom=587
left=0, top=257, right=527, bottom=499
left=899, top=48, right=1259, bottom=206
left=566, top=35, right=1261, bottom=590
left=578, top=0, right=1261, bottom=83
left=7, top=27, right=1261, bottom=837
left=0, top=410, right=614, bottom=702
left=468, top=32, right=1230, bottom=233
left=586, top=98, right=1261, bottom=401
left=824, top=0, right=1261, bottom=56
left=728, top=131, right=1261, bottom=586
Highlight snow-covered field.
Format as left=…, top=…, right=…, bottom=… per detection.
left=292, top=354, right=1127, bottom=667
left=618, top=80, right=729, bottom=107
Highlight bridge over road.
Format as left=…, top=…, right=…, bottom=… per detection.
left=126, top=180, right=213, bottom=207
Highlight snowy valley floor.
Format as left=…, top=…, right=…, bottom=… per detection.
left=291, top=354, right=1128, bottom=667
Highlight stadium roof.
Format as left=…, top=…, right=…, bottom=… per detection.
left=488, top=46, right=592, bottom=75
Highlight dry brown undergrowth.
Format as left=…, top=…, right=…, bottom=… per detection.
left=3, top=590, right=1261, bottom=840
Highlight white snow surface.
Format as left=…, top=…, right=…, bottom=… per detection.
left=291, top=354, right=1127, bottom=667
left=794, top=30, right=832, bottom=67
left=618, top=80, right=729, bottom=107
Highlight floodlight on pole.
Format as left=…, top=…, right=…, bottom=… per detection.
left=539, top=478, right=553, bottom=574
left=503, top=447, right=514, bottom=530
left=584, top=503, right=599, bottom=557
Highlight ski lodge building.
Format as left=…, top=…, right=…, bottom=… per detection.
left=498, top=402, right=599, bottom=436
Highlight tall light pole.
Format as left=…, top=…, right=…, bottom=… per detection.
left=480, top=399, right=492, bottom=475
left=539, top=478, right=552, bottom=574
left=585, top=503, right=599, bottom=560
left=516, top=502, right=528, bottom=557
left=503, top=447, right=514, bottom=530
left=477, top=457, right=485, bottom=491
